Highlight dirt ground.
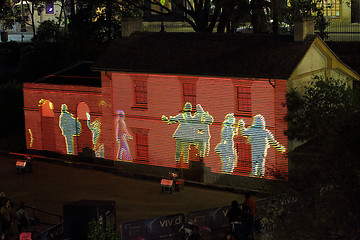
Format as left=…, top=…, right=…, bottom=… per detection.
left=0, top=155, right=257, bottom=239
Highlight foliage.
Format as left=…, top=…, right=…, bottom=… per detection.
left=286, top=76, right=358, bottom=143
left=250, top=0, right=271, bottom=33
left=88, top=219, right=121, bottom=240
left=280, top=0, right=330, bottom=38
left=281, top=75, right=360, bottom=239
left=0, top=0, right=15, bottom=31
left=33, top=20, right=63, bottom=43
left=217, top=0, right=250, bottom=33
left=124, top=0, right=253, bottom=33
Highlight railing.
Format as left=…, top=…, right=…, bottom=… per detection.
left=17, top=203, right=63, bottom=237
left=324, top=22, right=360, bottom=42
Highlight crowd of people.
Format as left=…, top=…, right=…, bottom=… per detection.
left=224, top=192, right=257, bottom=240
left=0, top=192, right=30, bottom=240
left=179, top=192, right=258, bottom=240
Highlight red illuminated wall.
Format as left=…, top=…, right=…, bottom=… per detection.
left=23, top=73, right=288, bottom=180
left=108, top=73, right=288, bottom=179
left=23, top=83, right=103, bottom=156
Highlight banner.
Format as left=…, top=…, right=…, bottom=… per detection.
left=187, top=205, right=231, bottom=233
left=121, top=213, right=185, bottom=240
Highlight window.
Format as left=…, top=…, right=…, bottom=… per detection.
left=135, top=132, right=149, bottom=161
left=236, top=86, right=251, bottom=114
left=317, top=0, right=340, bottom=17
left=179, top=77, right=198, bottom=110
left=183, top=83, right=196, bottom=107
left=132, top=75, right=148, bottom=109
left=235, top=142, right=251, bottom=168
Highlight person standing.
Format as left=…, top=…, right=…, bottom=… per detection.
left=243, top=192, right=257, bottom=219
left=0, top=199, right=12, bottom=240
left=188, top=225, right=203, bottom=240
left=226, top=200, right=242, bottom=239
left=239, top=205, right=253, bottom=240
left=16, top=202, right=29, bottom=235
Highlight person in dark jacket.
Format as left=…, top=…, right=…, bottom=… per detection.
left=239, top=205, right=254, bottom=240
left=226, top=200, right=242, bottom=238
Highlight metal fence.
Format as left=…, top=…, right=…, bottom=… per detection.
left=324, top=22, right=360, bottom=42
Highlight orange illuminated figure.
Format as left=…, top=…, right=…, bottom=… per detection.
left=116, top=110, right=133, bottom=161
left=239, top=115, right=286, bottom=177
left=59, top=104, right=81, bottom=155
left=86, top=113, right=103, bottom=158
left=162, top=103, right=213, bottom=163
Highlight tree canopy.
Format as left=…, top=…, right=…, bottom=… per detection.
left=282, top=76, right=360, bottom=239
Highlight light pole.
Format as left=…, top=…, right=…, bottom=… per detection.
left=160, top=0, right=165, bottom=32
left=20, top=0, right=26, bottom=32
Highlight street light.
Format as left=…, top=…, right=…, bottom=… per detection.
left=160, top=0, right=165, bottom=32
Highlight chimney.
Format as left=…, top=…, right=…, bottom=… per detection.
left=294, top=17, right=315, bottom=41
left=121, top=17, right=142, bottom=37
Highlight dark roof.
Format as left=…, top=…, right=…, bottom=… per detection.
left=36, top=61, right=101, bottom=87
left=93, top=32, right=317, bottom=79
left=326, top=42, right=360, bottom=75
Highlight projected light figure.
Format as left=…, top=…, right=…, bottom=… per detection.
left=162, top=102, right=194, bottom=163
left=239, top=114, right=286, bottom=177
left=215, top=113, right=239, bottom=173
left=86, top=113, right=104, bottom=158
left=116, top=110, right=133, bottom=161
left=193, top=104, right=214, bottom=158
left=59, top=104, right=81, bottom=155
left=162, top=103, right=213, bottom=163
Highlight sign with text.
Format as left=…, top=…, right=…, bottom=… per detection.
left=122, top=213, right=185, bottom=240
left=187, top=205, right=231, bottom=233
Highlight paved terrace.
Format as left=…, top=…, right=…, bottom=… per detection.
left=0, top=154, right=269, bottom=239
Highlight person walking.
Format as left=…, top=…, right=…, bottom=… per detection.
left=15, top=202, right=30, bottom=235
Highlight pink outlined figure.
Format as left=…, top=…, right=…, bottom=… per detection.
left=59, top=104, right=81, bottom=155
left=193, top=104, right=214, bottom=158
left=239, top=114, right=286, bottom=177
left=215, top=113, right=240, bottom=173
left=116, top=110, right=133, bottom=161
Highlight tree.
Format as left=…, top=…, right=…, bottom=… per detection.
left=286, top=76, right=358, bottom=145
left=279, top=76, right=360, bottom=239
left=217, top=0, right=250, bottom=33
left=0, top=0, right=15, bottom=31
left=125, top=0, right=252, bottom=33
left=281, top=0, right=330, bottom=39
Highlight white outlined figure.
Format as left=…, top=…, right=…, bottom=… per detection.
left=215, top=113, right=239, bottom=173
left=59, top=104, right=81, bottom=155
left=193, top=104, right=214, bottom=158
left=86, top=113, right=104, bottom=158
left=116, top=110, right=133, bottom=161
left=162, top=103, right=214, bottom=163
left=239, top=114, right=286, bottom=177
left=162, top=102, right=194, bottom=163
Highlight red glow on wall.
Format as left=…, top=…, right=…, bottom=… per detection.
left=23, top=72, right=288, bottom=181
